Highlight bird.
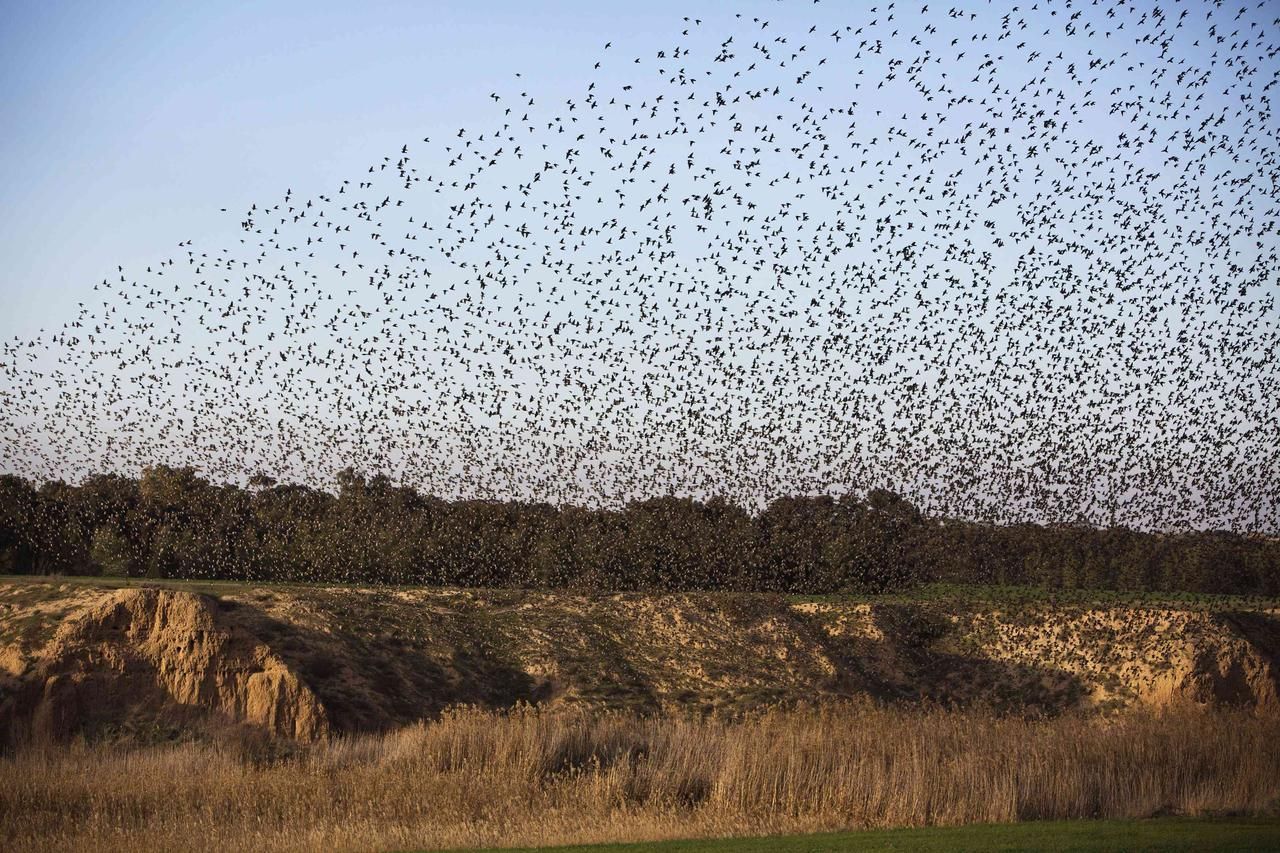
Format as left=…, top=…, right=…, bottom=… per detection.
left=0, top=0, right=1276, bottom=597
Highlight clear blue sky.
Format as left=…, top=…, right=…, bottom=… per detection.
left=0, top=0, right=726, bottom=338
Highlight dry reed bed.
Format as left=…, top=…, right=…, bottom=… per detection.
left=2, top=703, right=1277, bottom=852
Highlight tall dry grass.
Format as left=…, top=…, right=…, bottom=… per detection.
left=1, top=703, right=1277, bottom=852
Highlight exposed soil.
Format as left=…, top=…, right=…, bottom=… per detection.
left=1, top=581, right=1276, bottom=744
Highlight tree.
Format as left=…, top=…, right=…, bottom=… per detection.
left=0, top=475, right=39, bottom=574
left=90, top=526, right=135, bottom=578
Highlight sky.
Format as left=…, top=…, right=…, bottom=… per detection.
left=0, top=0, right=714, bottom=338
left=1, top=0, right=1276, bottom=529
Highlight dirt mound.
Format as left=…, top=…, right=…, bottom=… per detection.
left=0, top=588, right=328, bottom=744
left=942, top=606, right=1280, bottom=712
left=1, top=582, right=1278, bottom=744
left=1178, top=612, right=1280, bottom=710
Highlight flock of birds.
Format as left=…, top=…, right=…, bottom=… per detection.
left=2, top=0, right=1278, bottom=533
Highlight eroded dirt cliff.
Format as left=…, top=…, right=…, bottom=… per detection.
left=0, top=586, right=327, bottom=743
left=1, top=580, right=1276, bottom=744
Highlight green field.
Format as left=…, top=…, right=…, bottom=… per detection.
left=474, top=818, right=1280, bottom=853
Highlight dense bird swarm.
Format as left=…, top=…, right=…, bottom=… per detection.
left=2, top=1, right=1278, bottom=594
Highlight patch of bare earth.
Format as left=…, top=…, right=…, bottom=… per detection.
left=0, top=581, right=1277, bottom=743
left=1, top=587, right=326, bottom=744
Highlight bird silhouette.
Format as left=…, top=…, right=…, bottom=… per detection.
left=1, top=0, right=1276, bottom=565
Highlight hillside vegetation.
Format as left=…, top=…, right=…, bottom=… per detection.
left=1, top=580, right=1278, bottom=743
left=2, top=579, right=1279, bottom=851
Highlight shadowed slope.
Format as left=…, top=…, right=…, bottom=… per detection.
left=1, top=581, right=1277, bottom=742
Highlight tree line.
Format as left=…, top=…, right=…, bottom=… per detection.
left=0, top=467, right=1276, bottom=595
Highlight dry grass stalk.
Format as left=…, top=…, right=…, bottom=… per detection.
left=1, top=702, right=1277, bottom=852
